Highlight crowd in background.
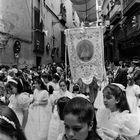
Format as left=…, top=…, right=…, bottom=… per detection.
left=0, top=60, right=140, bottom=140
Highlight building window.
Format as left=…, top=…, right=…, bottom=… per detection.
left=34, top=8, right=44, bottom=53
left=34, top=8, right=43, bottom=31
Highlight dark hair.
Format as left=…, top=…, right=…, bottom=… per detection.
left=6, top=79, right=23, bottom=94
left=72, top=84, right=80, bottom=93
left=41, top=73, right=52, bottom=81
left=113, top=61, right=119, bottom=66
left=103, top=84, right=130, bottom=112
left=59, top=79, right=67, bottom=86
left=33, top=77, right=47, bottom=90
left=52, top=73, right=60, bottom=82
left=127, top=77, right=134, bottom=86
left=63, top=97, right=102, bottom=140
left=0, top=73, right=6, bottom=82
left=133, top=70, right=140, bottom=83
left=0, top=105, right=27, bottom=140
left=57, top=97, right=70, bottom=120
left=59, top=79, right=70, bottom=90
left=48, top=85, right=54, bottom=95
left=16, top=71, right=23, bottom=78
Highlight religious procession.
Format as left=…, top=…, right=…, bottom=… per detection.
left=1, top=0, right=140, bottom=140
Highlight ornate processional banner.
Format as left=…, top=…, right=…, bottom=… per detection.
left=65, top=26, right=104, bottom=84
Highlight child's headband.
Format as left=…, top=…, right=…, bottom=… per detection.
left=111, top=83, right=126, bottom=92
left=7, top=79, right=18, bottom=84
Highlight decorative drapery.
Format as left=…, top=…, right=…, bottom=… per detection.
left=70, top=0, right=97, bottom=22
left=70, top=0, right=91, bottom=5
left=65, top=26, right=104, bottom=84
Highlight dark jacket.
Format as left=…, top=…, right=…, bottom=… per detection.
left=113, top=67, right=128, bottom=87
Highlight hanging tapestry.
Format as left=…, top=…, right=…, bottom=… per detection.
left=65, top=26, right=104, bottom=84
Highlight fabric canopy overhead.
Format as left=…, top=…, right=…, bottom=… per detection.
left=71, top=0, right=97, bottom=23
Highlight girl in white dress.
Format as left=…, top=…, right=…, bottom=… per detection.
left=126, top=77, right=140, bottom=113
left=48, top=97, right=70, bottom=140
left=25, top=77, right=52, bottom=140
left=96, top=83, right=140, bottom=140
left=48, top=79, right=73, bottom=140
left=7, top=79, right=31, bottom=130
left=51, top=73, right=61, bottom=92
left=50, top=79, right=73, bottom=106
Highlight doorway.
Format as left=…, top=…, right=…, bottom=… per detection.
left=36, top=56, right=41, bottom=67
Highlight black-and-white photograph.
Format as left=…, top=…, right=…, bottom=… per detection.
left=0, top=0, right=140, bottom=140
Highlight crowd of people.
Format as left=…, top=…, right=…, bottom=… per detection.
left=0, top=60, right=140, bottom=140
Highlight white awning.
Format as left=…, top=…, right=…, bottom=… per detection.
left=70, top=0, right=97, bottom=22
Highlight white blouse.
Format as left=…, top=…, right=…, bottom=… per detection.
left=96, top=108, right=140, bottom=140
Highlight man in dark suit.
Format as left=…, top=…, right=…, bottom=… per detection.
left=113, top=61, right=128, bottom=87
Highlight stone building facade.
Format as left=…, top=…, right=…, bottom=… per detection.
left=102, top=0, right=140, bottom=62
left=0, top=0, right=80, bottom=67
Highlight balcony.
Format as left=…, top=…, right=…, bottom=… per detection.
left=58, top=14, right=66, bottom=25
left=110, top=11, right=121, bottom=25
left=103, top=26, right=111, bottom=35
left=123, top=0, right=140, bottom=16
left=109, top=4, right=121, bottom=25
left=33, top=32, right=44, bottom=54
left=59, top=3, right=66, bottom=25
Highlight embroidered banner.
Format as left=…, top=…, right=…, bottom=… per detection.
left=65, top=27, right=104, bottom=84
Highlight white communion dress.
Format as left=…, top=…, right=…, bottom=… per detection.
left=94, top=80, right=108, bottom=109
left=48, top=89, right=73, bottom=140
left=25, top=89, right=52, bottom=140
left=126, top=84, right=140, bottom=113
left=47, top=105, right=65, bottom=140
left=8, top=92, right=31, bottom=125
left=50, top=89, right=73, bottom=106
left=96, top=108, right=140, bottom=140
